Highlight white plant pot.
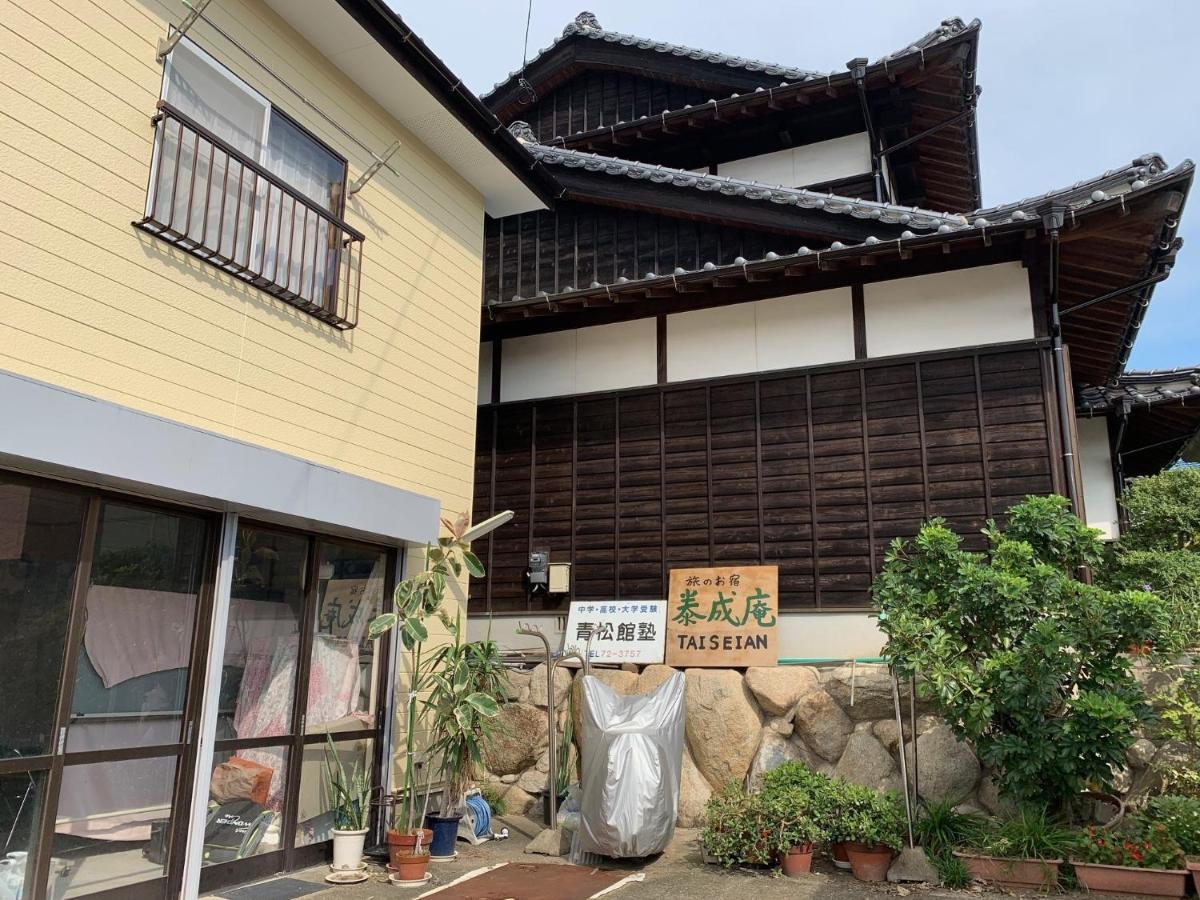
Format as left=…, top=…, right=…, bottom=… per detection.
left=330, top=828, right=369, bottom=871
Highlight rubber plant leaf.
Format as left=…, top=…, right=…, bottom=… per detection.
left=462, top=550, right=486, bottom=578
left=465, top=693, right=500, bottom=717
left=368, top=612, right=398, bottom=639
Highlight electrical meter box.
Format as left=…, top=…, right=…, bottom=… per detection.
left=548, top=562, right=571, bottom=594
left=528, top=549, right=550, bottom=586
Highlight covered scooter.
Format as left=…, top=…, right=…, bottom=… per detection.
left=570, top=671, right=685, bottom=859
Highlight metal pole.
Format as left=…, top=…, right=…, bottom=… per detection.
left=891, top=670, right=915, bottom=849
left=908, top=675, right=919, bottom=808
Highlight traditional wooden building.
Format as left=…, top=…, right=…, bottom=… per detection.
left=466, top=13, right=1198, bottom=657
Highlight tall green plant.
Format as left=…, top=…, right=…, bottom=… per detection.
left=323, top=734, right=372, bottom=831
left=423, top=620, right=507, bottom=816
left=367, top=514, right=487, bottom=836
left=875, top=495, right=1164, bottom=810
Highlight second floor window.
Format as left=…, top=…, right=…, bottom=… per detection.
left=142, top=37, right=361, bottom=325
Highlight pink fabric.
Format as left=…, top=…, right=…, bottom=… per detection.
left=83, top=586, right=195, bottom=688
left=233, top=634, right=360, bottom=809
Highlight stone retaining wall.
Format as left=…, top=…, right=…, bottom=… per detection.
left=479, top=663, right=1166, bottom=825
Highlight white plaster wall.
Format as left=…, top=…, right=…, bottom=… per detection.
left=576, top=319, right=658, bottom=394
left=468, top=611, right=883, bottom=661
left=1078, top=415, right=1120, bottom=540
left=499, top=319, right=657, bottom=402
left=478, top=341, right=493, bottom=405
left=863, top=262, right=1034, bottom=358
left=667, top=289, right=854, bottom=382
left=718, top=133, right=872, bottom=188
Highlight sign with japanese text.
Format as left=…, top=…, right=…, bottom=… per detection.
left=563, top=600, right=667, bottom=665
left=666, top=566, right=779, bottom=667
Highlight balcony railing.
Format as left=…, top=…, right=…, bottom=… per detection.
left=135, top=102, right=363, bottom=329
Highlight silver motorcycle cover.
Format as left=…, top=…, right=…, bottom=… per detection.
left=570, top=670, right=685, bottom=859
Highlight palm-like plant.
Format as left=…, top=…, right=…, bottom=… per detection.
left=367, top=514, right=497, bottom=836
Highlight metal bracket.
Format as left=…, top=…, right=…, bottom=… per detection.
left=349, top=140, right=402, bottom=195
left=157, top=0, right=213, bottom=62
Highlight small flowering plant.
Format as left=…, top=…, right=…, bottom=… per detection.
left=1074, top=822, right=1186, bottom=870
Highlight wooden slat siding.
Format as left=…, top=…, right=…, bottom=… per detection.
left=489, top=405, right=532, bottom=611
left=481, top=203, right=803, bottom=303
left=472, top=345, right=1057, bottom=613
left=470, top=407, right=495, bottom=604
left=575, top=396, right=618, bottom=599
left=530, top=71, right=712, bottom=143
left=533, top=401, right=574, bottom=608
left=760, top=373, right=815, bottom=607
left=618, top=392, right=664, bottom=596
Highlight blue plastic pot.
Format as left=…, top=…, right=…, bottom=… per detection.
left=424, top=814, right=461, bottom=858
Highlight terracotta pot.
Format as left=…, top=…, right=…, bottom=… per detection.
left=845, top=841, right=894, bottom=882
left=954, top=852, right=1062, bottom=890
left=391, top=852, right=431, bottom=883
left=779, top=843, right=814, bottom=878
left=1071, top=860, right=1189, bottom=898
left=386, top=828, right=433, bottom=869
left=1188, top=859, right=1200, bottom=895
left=831, top=840, right=851, bottom=870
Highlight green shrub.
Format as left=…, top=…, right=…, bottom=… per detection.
left=1145, top=795, right=1200, bottom=856
left=838, top=784, right=907, bottom=851
left=759, top=761, right=838, bottom=825
left=1155, top=669, right=1200, bottom=797
left=875, top=495, right=1164, bottom=809
left=915, top=800, right=985, bottom=857
left=700, top=784, right=774, bottom=868
left=479, top=783, right=507, bottom=817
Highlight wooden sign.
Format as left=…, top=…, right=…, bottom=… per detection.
left=665, top=565, right=779, bottom=667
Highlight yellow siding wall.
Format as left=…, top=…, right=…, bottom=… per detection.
left=0, top=0, right=486, bottom=520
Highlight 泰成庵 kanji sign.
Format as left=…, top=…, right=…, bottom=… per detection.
left=665, top=565, right=778, bottom=667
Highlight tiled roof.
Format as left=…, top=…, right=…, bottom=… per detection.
left=491, top=150, right=1191, bottom=308
left=485, top=12, right=976, bottom=100
left=518, top=135, right=969, bottom=230
left=517, top=131, right=1187, bottom=241
left=1079, top=367, right=1200, bottom=412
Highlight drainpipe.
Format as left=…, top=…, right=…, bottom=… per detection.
left=1043, top=205, right=1082, bottom=516
left=848, top=57, right=887, bottom=204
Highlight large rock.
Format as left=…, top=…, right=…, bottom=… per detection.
left=873, top=719, right=902, bottom=753
left=833, top=732, right=899, bottom=792
left=792, top=690, right=853, bottom=762
left=1126, top=738, right=1157, bottom=770
left=529, top=662, right=572, bottom=709
left=747, top=729, right=804, bottom=790
left=685, top=669, right=762, bottom=789
left=789, top=735, right=836, bottom=777
left=977, top=774, right=1014, bottom=818
left=502, top=669, right=531, bottom=703
left=823, top=665, right=904, bottom=721
left=483, top=703, right=547, bottom=775
left=518, top=768, right=548, bottom=794
left=904, top=724, right=980, bottom=806
left=497, top=783, right=535, bottom=816
left=1128, top=740, right=1193, bottom=805
left=744, top=666, right=821, bottom=717
left=636, top=664, right=679, bottom=696
left=678, top=746, right=712, bottom=828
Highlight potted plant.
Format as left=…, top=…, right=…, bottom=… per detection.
left=699, top=784, right=774, bottom=868
left=369, top=514, right=488, bottom=881
left=1071, top=819, right=1189, bottom=898
left=323, top=734, right=372, bottom=872
left=815, top=776, right=857, bottom=869
left=766, top=792, right=823, bottom=878
left=840, top=785, right=906, bottom=882
left=1144, top=796, right=1200, bottom=894
left=421, top=622, right=506, bottom=859
left=953, top=806, right=1071, bottom=891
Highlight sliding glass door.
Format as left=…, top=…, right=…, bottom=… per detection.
left=198, top=526, right=392, bottom=894
left=0, top=475, right=216, bottom=900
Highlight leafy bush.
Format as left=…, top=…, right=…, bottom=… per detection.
left=1155, top=669, right=1200, bottom=797
left=699, top=784, right=778, bottom=867
left=479, top=783, right=507, bottom=817
left=1073, top=821, right=1185, bottom=869
left=759, top=761, right=838, bottom=824
left=1105, top=467, right=1200, bottom=655
left=1145, top=795, right=1200, bottom=856
left=838, top=784, right=907, bottom=851
left=875, top=495, right=1164, bottom=809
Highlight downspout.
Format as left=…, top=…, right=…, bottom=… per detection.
left=1112, top=404, right=1130, bottom=533
left=849, top=57, right=887, bottom=204
left=1042, top=205, right=1082, bottom=516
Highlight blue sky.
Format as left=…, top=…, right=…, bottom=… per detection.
left=400, top=1, right=1200, bottom=371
